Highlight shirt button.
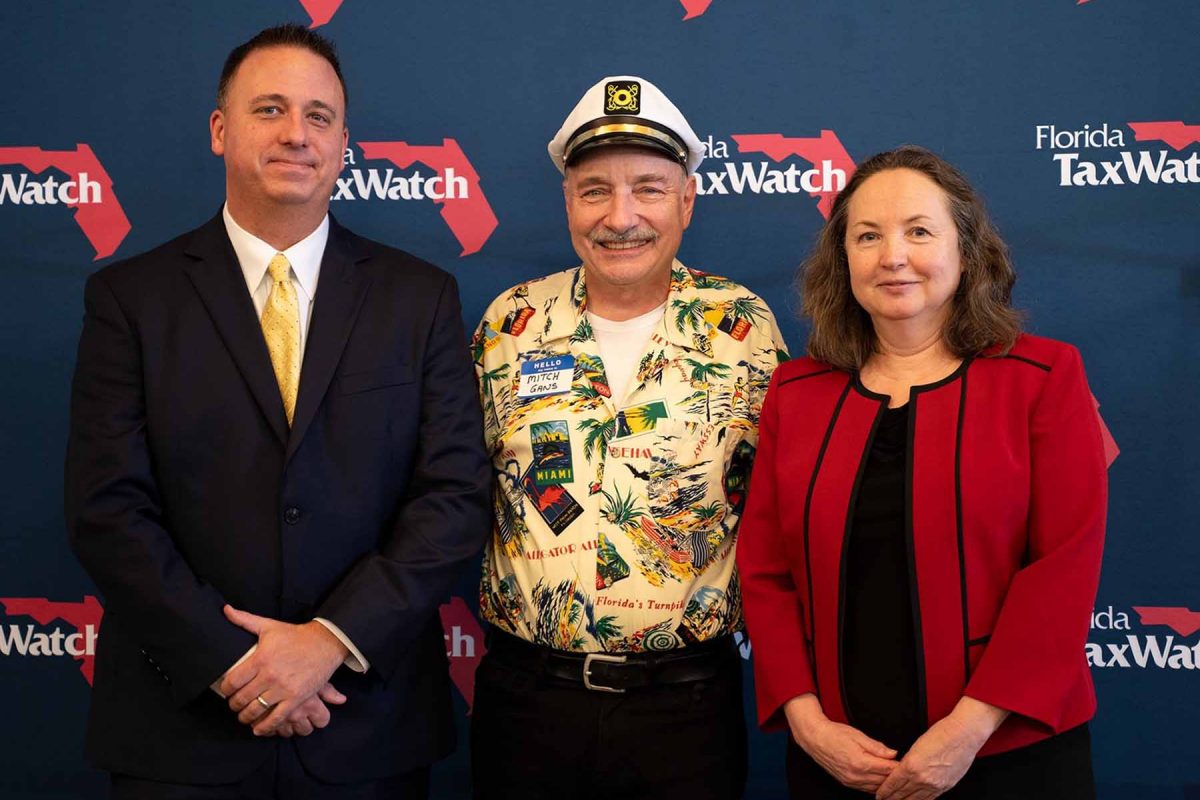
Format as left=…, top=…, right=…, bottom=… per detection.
left=284, top=507, right=301, bottom=525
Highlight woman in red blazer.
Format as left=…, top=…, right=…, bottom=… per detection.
left=738, top=146, right=1107, bottom=799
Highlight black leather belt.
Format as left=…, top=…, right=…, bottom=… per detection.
left=485, top=630, right=738, bottom=693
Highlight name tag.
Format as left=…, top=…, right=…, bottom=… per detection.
left=518, top=355, right=575, bottom=397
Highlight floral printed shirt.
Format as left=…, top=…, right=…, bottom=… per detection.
left=472, top=262, right=788, bottom=652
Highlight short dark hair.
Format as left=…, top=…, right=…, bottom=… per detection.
left=801, top=145, right=1022, bottom=369
left=216, top=24, right=348, bottom=114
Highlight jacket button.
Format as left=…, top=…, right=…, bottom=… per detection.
left=284, top=507, right=301, bottom=525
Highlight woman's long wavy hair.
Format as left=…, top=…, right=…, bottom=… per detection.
left=801, top=145, right=1022, bottom=370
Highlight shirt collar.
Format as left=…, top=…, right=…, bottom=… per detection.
left=222, top=203, right=328, bottom=301
left=544, top=260, right=705, bottom=353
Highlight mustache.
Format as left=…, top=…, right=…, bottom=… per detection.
left=589, top=227, right=659, bottom=246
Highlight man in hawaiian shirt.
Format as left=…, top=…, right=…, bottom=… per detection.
left=470, top=75, right=789, bottom=800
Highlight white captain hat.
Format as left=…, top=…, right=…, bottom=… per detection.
left=548, top=75, right=705, bottom=175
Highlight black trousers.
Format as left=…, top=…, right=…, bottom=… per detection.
left=470, top=646, right=748, bottom=800
left=110, top=740, right=430, bottom=800
left=785, top=722, right=1096, bottom=799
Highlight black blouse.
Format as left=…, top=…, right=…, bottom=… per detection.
left=784, top=404, right=1095, bottom=799
left=842, top=403, right=923, bottom=753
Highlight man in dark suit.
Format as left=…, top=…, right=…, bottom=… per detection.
left=65, top=24, right=489, bottom=798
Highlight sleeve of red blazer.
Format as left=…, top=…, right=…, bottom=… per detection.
left=314, top=273, right=491, bottom=680
left=65, top=273, right=256, bottom=705
left=737, top=370, right=818, bottom=731
left=964, top=344, right=1107, bottom=731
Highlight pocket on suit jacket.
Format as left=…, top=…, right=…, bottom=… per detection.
left=338, top=364, right=413, bottom=395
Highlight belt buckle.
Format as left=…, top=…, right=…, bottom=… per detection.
left=582, top=652, right=627, bottom=693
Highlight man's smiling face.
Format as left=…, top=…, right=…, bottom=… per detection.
left=564, top=146, right=695, bottom=302
left=210, top=45, right=348, bottom=225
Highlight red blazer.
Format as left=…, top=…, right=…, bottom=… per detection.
left=737, top=334, right=1107, bottom=756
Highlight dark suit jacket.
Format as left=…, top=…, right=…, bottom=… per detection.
left=65, top=212, right=490, bottom=784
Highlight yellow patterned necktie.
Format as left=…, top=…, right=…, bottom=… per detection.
left=260, top=252, right=300, bottom=425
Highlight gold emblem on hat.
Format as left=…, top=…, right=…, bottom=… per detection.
left=605, top=82, right=640, bottom=114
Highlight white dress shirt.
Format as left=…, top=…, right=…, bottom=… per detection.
left=224, top=203, right=326, bottom=352
left=211, top=205, right=369, bottom=696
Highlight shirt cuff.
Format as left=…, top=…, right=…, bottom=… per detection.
left=210, top=644, right=257, bottom=698
left=314, top=617, right=369, bottom=673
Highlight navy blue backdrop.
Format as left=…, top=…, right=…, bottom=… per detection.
left=0, top=1, right=1197, bottom=797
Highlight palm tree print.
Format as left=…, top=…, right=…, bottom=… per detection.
left=591, top=614, right=622, bottom=645
left=581, top=589, right=624, bottom=646
left=578, top=415, right=615, bottom=491
left=725, top=295, right=769, bottom=325
left=578, top=416, right=615, bottom=463
left=478, top=364, right=511, bottom=441
left=615, top=401, right=670, bottom=438
left=672, top=297, right=709, bottom=334
left=694, top=501, right=726, bottom=525
left=689, top=271, right=738, bottom=291
left=572, top=382, right=603, bottom=401
left=601, top=484, right=645, bottom=529
left=683, top=358, right=732, bottom=421
left=570, top=316, right=594, bottom=344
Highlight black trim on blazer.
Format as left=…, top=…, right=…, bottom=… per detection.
left=955, top=371, right=971, bottom=681
left=849, top=372, right=889, bottom=402
left=837, top=399, right=887, bottom=730
left=779, top=368, right=834, bottom=387
left=851, top=357, right=972, bottom=402
left=804, top=379, right=852, bottom=698
left=904, top=393, right=929, bottom=728
left=898, top=356, right=975, bottom=727
left=1001, top=354, right=1051, bottom=372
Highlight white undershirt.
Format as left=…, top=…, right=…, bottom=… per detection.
left=587, top=302, right=667, bottom=406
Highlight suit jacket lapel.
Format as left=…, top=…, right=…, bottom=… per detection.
left=287, top=218, right=371, bottom=462
left=183, top=214, right=290, bottom=446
